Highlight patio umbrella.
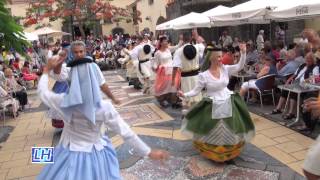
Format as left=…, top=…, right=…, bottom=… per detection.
left=268, top=0, right=320, bottom=21
left=210, top=0, right=275, bottom=26
left=32, top=27, right=70, bottom=37
left=156, top=12, right=211, bottom=30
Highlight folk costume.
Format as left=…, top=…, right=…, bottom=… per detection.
left=182, top=48, right=255, bottom=162
left=173, top=44, right=204, bottom=107
left=130, top=42, right=155, bottom=94
left=152, top=48, right=180, bottom=107
left=37, top=58, right=151, bottom=180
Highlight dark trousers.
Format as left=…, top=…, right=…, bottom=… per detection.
left=12, top=90, right=28, bottom=106
left=302, top=111, right=318, bottom=131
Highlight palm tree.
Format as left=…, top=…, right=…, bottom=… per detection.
left=0, top=0, right=30, bottom=55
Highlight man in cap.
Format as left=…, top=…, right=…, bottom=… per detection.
left=172, top=32, right=204, bottom=109
left=130, top=35, right=155, bottom=94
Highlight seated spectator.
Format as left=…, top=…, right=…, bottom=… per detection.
left=12, top=57, right=20, bottom=71
left=277, top=49, right=304, bottom=77
left=92, top=46, right=105, bottom=63
left=221, top=46, right=234, bottom=65
left=21, top=61, right=38, bottom=88
left=0, top=85, right=19, bottom=117
left=270, top=52, right=319, bottom=120
left=245, top=42, right=259, bottom=65
left=239, top=53, right=277, bottom=101
left=4, top=68, right=28, bottom=110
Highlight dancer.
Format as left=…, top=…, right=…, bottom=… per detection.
left=37, top=49, right=169, bottom=180
left=172, top=32, right=204, bottom=109
left=178, top=44, right=255, bottom=162
left=152, top=36, right=181, bottom=108
left=130, top=35, right=155, bottom=94
left=50, top=41, right=120, bottom=105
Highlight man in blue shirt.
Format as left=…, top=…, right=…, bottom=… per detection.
left=278, top=46, right=304, bottom=77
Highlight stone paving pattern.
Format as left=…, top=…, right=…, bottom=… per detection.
left=0, top=70, right=312, bottom=179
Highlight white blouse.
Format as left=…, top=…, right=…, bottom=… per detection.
left=38, top=74, right=151, bottom=156
left=184, top=52, right=246, bottom=100
left=153, top=49, right=173, bottom=68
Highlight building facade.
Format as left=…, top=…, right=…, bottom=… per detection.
left=7, top=0, right=167, bottom=37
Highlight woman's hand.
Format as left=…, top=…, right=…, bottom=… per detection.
left=177, top=90, right=185, bottom=97
left=239, top=43, right=247, bottom=54
left=148, top=149, right=170, bottom=161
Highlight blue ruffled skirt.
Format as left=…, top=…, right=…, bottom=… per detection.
left=37, top=141, right=121, bottom=180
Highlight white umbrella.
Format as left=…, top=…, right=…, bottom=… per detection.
left=268, top=0, right=320, bottom=21
left=210, top=0, right=275, bottom=26
left=32, top=27, right=70, bottom=37
left=172, top=12, right=211, bottom=29
left=23, top=32, right=38, bottom=41
left=202, top=5, right=231, bottom=27
left=156, top=20, right=174, bottom=31
left=156, top=12, right=211, bottom=30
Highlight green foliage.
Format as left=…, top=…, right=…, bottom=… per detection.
left=0, top=0, right=30, bottom=55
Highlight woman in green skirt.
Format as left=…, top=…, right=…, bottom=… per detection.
left=178, top=44, right=255, bottom=162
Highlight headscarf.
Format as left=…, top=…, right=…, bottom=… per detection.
left=60, top=57, right=103, bottom=124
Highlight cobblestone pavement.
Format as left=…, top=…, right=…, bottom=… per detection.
left=0, top=70, right=311, bottom=179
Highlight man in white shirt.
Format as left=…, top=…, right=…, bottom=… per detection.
left=130, top=35, right=155, bottom=94
left=172, top=32, right=203, bottom=109
left=219, top=30, right=233, bottom=48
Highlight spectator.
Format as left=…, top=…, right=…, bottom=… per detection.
left=270, top=52, right=319, bottom=120
left=232, top=37, right=240, bottom=48
left=239, top=53, right=277, bottom=101
left=275, top=25, right=285, bottom=44
left=256, top=30, right=264, bottom=52
left=277, top=48, right=304, bottom=76
left=0, top=85, right=19, bottom=117
left=4, top=68, right=28, bottom=110
left=221, top=46, right=234, bottom=65
left=21, top=61, right=38, bottom=88
left=245, top=42, right=259, bottom=65
left=219, top=30, right=233, bottom=48
left=12, top=57, right=20, bottom=71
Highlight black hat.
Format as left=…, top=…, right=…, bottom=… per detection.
left=183, top=45, right=197, bottom=60
left=143, top=44, right=151, bottom=54
left=206, top=45, right=222, bottom=52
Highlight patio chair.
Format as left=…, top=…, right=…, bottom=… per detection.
left=247, top=74, right=276, bottom=108
left=0, top=96, right=18, bottom=126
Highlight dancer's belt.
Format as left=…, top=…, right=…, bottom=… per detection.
left=181, top=68, right=200, bottom=77
left=138, top=59, right=150, bottom=76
